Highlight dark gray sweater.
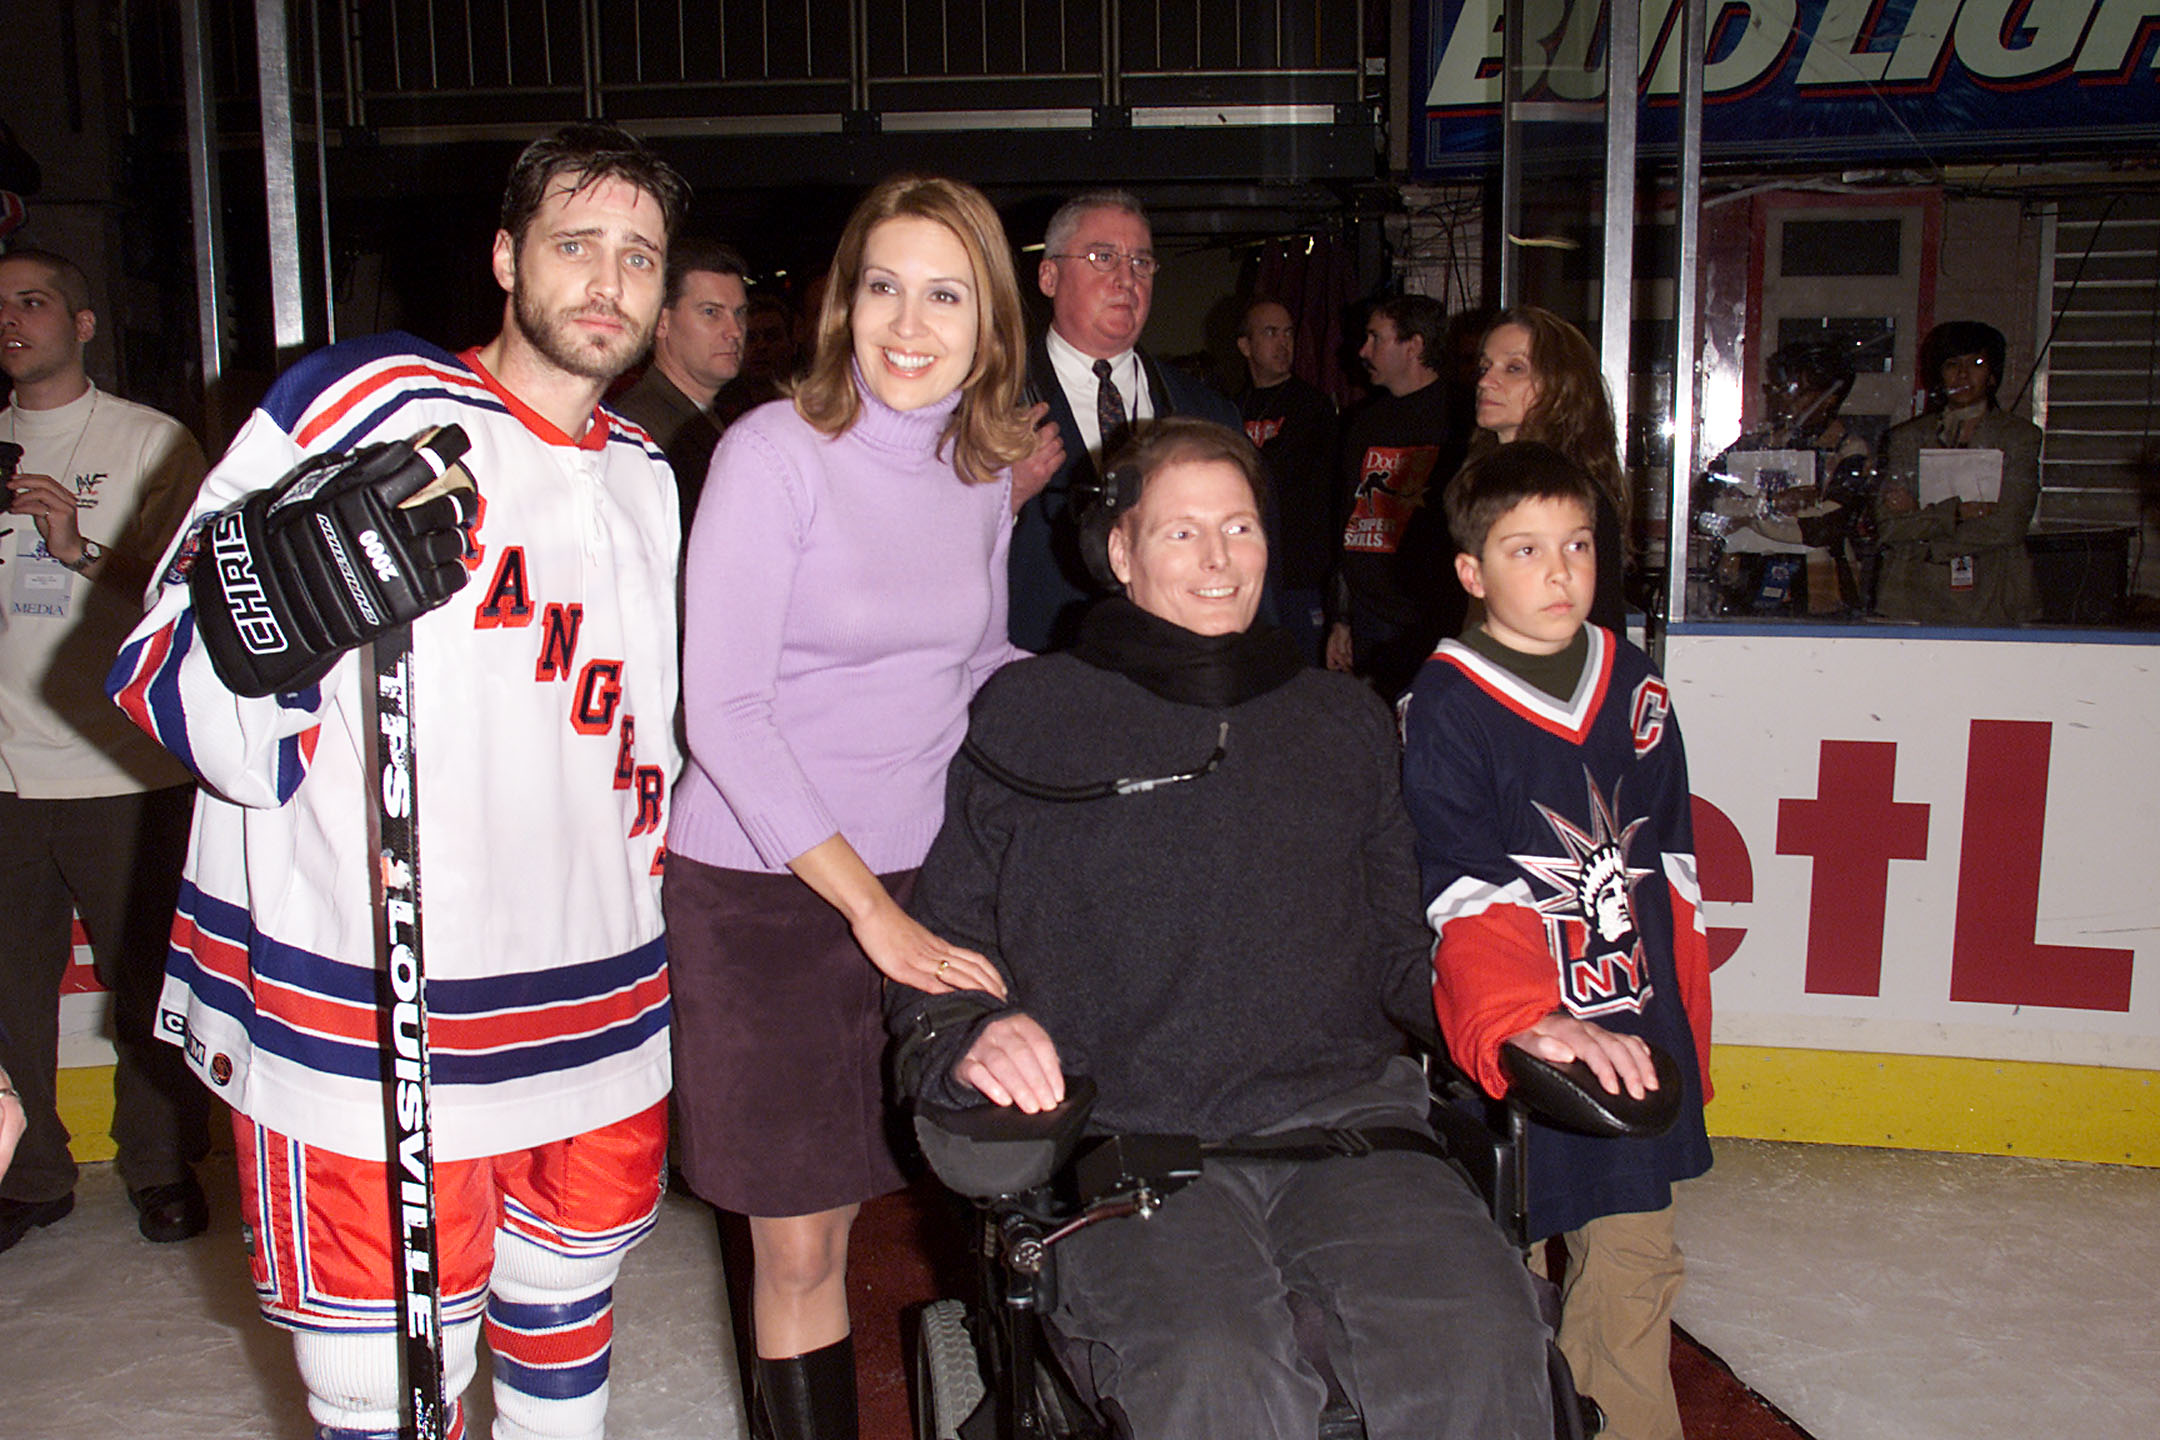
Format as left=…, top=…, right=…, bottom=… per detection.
left=888, top=651, right=1434, bottom=1141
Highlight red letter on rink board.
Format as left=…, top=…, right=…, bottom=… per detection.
left=1777, top=741, right=1930, bottom=996
left=1951, top=719, right=2133, bottom=1011
left=1688, top=795, right=1751, bottom=971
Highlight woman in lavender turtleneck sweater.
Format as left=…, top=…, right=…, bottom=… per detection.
left=665, top=176, right=1039, bottom=1437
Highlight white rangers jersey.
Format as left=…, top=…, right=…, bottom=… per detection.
left=108, top=332, right=680, bottom=1162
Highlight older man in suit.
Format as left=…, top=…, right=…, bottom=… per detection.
left=1008, top=190, right=1241, bottom=651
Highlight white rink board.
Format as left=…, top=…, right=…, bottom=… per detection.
left=1665, top=629, right=2160, bottom=1070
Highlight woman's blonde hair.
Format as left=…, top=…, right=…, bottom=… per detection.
left=1481, top=305, right=1631, bottom=536
left=793, top=175, right=1033, bottom=484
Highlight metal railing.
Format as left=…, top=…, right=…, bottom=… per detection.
left=311, top=0, right=1364, bottom=137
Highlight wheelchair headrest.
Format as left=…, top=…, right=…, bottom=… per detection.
left=913, top=1076, right=1099, bottom=1200
left=1502, top=1043, right=1685, bottom=1139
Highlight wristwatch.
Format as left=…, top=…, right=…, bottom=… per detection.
left=59, top=538, right=105, bottom=574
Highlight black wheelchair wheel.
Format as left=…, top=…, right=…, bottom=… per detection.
left=916, top=1299, right=989, bottom=1440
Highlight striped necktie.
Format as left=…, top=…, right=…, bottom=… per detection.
left=1093, top=357, right=1129, bottom=456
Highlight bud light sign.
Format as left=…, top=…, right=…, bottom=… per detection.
left=1415, top=0, right=2160, bottom=171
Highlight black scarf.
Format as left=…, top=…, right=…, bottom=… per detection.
left=1070, top=596, right=1304, bottom=708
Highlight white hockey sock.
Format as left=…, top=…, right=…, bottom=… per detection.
left=292, top=1317, right=479, bottom=1439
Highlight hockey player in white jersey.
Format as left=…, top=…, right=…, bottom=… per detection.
left=107, top=123, right=688, bottom=1440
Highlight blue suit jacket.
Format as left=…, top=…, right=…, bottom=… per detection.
left=1008, top=332, right=1245, bottom=651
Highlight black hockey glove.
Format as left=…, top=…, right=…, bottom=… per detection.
left=189, top=424, right=478, bottom=697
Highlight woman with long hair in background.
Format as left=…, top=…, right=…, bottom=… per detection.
left=1469, top=305, right=1631, bottom=631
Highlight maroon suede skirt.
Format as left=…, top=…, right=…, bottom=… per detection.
left=663, top=854, right=911, bottom=1217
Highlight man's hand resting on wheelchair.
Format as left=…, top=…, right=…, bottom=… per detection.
left=1505, top=1010, right=1659, bottom=1102
left=957, top=1013, right=1066, bottom=1113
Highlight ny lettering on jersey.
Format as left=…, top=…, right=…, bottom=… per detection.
left=1513, top=774, right=1655, bottom=1019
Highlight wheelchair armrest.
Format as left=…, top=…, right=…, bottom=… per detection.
left=913, top=1076, right=1099, bottom=1200
left=1501, top=1042, right=1683, bottom=1139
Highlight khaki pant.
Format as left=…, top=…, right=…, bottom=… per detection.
left=1535, top=1204, right=1685, bottom=1440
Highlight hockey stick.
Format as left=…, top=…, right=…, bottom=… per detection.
left=361, top=426, right=475, bottom=1440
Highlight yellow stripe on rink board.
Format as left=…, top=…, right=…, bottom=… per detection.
left=60, top=1049, right=2158, bottom=1167
left=55, top=1065, right=119, bottom=1163
left=1705, top=1045, right=2159, bottom=1166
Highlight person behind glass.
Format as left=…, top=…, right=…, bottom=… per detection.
left=1468, top=307, right=1630, bottom=632
left=1698, top=342, right=1875, bottom=616
left=891, top=418, right=1553, bottom=1438
left=666, top=174, right=1034, bottom=1440
left=1873, top=320, right=2041, bottom=625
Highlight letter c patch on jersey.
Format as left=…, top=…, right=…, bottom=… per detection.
left=1630, top=677, right=1669, bottom=757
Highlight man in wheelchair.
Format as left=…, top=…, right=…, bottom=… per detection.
left=889, top=419, right=1555, bottom=1439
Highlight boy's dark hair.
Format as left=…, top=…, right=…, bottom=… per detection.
left=0, top=245, right=92, bottom=316
left=499, top=123, right=688, bottom=250
left=662, top=237, right=748, bottom=308
left=1373, top=293, right=1448, bottom=375
left=1445, top=440, right=1600, bottom=556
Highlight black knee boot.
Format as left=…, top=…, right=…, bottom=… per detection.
left=754, top=1335, right=859, bottom=1440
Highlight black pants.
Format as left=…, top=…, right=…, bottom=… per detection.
left=0, top=785, right=209, bottom=1201
left=1049, top=1060, right=1554, bottom=1439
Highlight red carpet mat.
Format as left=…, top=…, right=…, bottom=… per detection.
left=842, top=1178, right=1811, bottom=1439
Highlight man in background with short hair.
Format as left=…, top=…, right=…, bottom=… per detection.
left=1009, top=188, right=1241, bottom=651
left=1328, top=292, right=1465, bottom=700
left=713, top=290, right=801, bottom=428
left=0, top=243, right=210, bottom=1254
left=1237, top=297, right=1336, bottom=664
left=612, top=236, right=750, bottom=525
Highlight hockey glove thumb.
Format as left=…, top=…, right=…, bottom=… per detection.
left=189, top=424, right=479, bottom=697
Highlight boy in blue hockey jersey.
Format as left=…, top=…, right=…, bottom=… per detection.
left=1402, top=442, right=1713, bottom=1440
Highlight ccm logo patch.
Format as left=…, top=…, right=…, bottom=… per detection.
left=1630, top=677, right=1670, bottom=757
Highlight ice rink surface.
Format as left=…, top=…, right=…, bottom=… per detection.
left=1676, top=1138, right=2160, bottom=1438
left=4, top=1138, right=2155, bottom=1439
left=0, top=1162, right=744, bottom=1440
